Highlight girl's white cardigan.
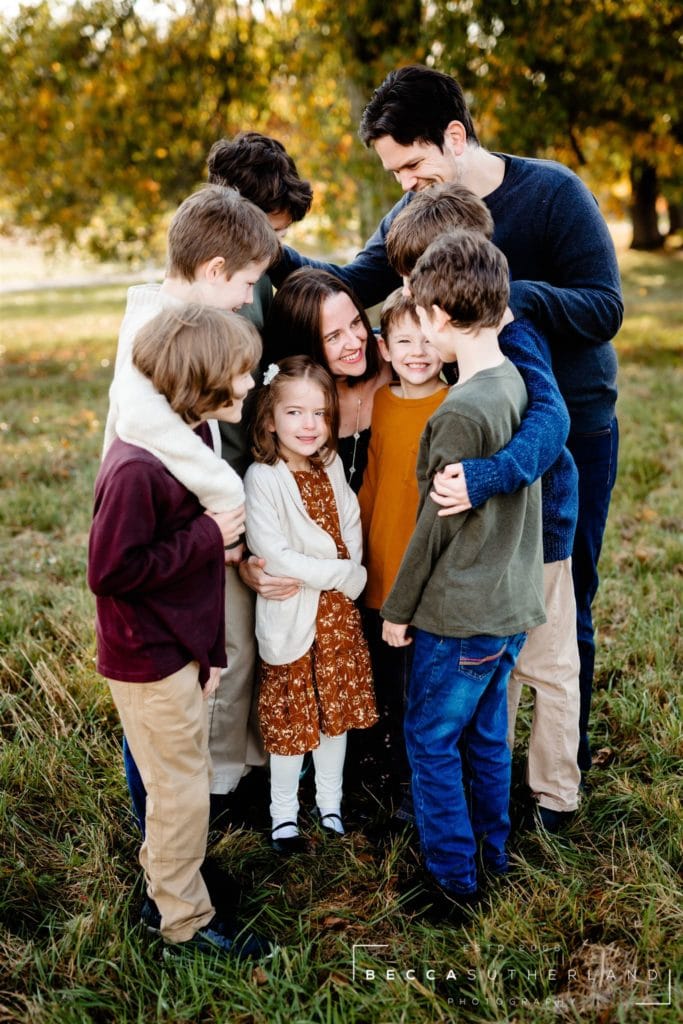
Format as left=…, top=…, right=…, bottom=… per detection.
left=244, top=455, right=367, bottom=666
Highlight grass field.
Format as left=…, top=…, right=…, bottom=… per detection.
left=0, top=249, right=681, bottom=1023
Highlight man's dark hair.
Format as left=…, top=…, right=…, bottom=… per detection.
left=359, top=65, right=479, bottom=150
left=207, top=131, right=313, bottom=222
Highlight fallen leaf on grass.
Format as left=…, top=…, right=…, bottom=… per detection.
left=328, top=972, right=350, bottom=988
left=251, top=966, right=269, bottom=986
left=320, top=915, right=350, bottom=931
left=592, top=748, right=614, bottom=767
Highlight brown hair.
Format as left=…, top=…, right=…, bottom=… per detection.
left=132, top=304, right=262, bottom=423
left=207, top=132, right=313, bottom=222
left=262, top=269, right=380, bottom=387
left=166, top=184, right=281, bottom=282
left=409, top=230, right=509, bottom=331
left=387, top=184, right=494, bottom=276
left=379, top=287, right=420, bottom=341
left=251, top=355, right=339, bottom=468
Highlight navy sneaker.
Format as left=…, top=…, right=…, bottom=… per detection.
left=163, top=915, right=274, bottom=963
left=140, top=896, right=161, bottom=935
left=537, top=806, right=576, bottom=833
left=139, top=857, right=241, bottom=935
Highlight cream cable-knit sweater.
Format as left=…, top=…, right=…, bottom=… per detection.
left=102, top=284, right=244, bottom=512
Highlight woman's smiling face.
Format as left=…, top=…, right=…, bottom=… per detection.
left=320, top=291, right=368, bottom=378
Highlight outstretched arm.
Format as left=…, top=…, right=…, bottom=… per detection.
left=269, top=194, right=412, bottom=307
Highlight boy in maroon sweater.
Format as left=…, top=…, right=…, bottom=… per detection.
left=88, top=305, right=270, bottom=961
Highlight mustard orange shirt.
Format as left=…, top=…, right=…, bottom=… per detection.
left=358, top=383, right=448, bottom=609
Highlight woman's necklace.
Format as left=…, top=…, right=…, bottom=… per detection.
left=347, top=396, right=362, bottom=485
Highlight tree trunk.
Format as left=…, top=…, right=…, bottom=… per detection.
left=666, top=201, right=682, bottom=236
left=629, top=159, right=664, bottom=250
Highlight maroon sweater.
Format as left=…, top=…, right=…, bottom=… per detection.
left=88, top=426, right=226, bottom=685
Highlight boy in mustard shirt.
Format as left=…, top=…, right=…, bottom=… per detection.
left=357, top=289, right=447, bottom=815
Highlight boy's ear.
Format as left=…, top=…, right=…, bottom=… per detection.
left=376, top=335, right=393, bottom=364
left=201, top=256, right=226, bottom=281
left=430, top=304, right=451, bottom=333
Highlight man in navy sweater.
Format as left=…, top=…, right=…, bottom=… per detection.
left=272, top=65, right=623, bottom=776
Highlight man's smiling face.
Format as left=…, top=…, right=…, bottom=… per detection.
left=373, top=133, right=462, bottom=193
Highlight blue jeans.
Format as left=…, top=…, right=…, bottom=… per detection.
left=405, top=629, right=527, bottom=895
left=567, top=418, right=619, bottom=771
left=123, top=735, right=147, bottom=836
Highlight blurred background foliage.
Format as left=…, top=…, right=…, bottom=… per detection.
left=0, top=0, right=681, bottom=262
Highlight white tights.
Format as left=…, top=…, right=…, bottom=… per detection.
left=270, top=732, right=347, bottom=830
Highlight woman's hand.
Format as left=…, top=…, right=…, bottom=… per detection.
left=238, top=555, right=302, bottom=600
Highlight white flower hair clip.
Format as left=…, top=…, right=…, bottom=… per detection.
left=263, top=363, right=280, bottom=386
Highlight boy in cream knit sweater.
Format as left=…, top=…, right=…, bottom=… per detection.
left=103, top=184, right=280, bottom=513
left=103, top=185, right=281, bottom=838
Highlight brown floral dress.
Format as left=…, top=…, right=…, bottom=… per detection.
left=258, top=465, right=378, bottom=755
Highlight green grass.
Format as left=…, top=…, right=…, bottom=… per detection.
left=1, top=252, right=681, bottom=1022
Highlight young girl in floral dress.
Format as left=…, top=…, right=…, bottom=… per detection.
left=244, top=355, right=377, bottom=853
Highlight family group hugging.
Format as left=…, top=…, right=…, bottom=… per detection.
left=87, top=64, right=623, bottom=963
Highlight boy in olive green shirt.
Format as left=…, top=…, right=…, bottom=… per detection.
left=382, top=229, right=545, bottom=911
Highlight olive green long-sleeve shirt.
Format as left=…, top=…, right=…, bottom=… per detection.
left=381, top=359, right=546, bottom=639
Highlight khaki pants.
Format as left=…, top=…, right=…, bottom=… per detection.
left=207, top=566, right=266, bottom=795
left=108, top=663, right=214, bottom=943
left=508, top=559, right=581, bottom=813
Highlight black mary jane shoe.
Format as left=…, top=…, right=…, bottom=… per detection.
left=270, top=821, right=309, bottom=855
left=318, top=812, right=345, bottom=837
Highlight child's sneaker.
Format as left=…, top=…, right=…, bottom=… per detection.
left=162, top=915, right=274, bottom=963
left=139, top=896, right=161, bottom=935
left=399, top=868, right=480, bottom=924
left=536, top=805, right=576, bottom=833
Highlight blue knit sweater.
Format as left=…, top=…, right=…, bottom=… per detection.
left=274, top=153, right=623, bottom=434
left=476, top=319, right=578, bottom=564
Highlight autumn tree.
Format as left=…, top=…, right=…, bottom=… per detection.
left=256, top=0, right=427, bottom=243
left=2, top=0, right=679, bottom=256
left=429, top=0, right=683, bottom=249
left=0, top=0, right=274, bottom=258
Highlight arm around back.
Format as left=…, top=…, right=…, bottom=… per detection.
left=111, top=362, right=245, bottom=514
left=505, top=173, right=623, bottom=346
left=461, top=321, right=570, bottom=509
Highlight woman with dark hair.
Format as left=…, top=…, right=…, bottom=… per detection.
left=263, top=269, right=391, bottom=492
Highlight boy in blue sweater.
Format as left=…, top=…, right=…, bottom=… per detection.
left=387, top=184, right=581, bottom=828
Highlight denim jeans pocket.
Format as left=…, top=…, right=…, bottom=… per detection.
left=458, top=635, right=508, bottom=681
